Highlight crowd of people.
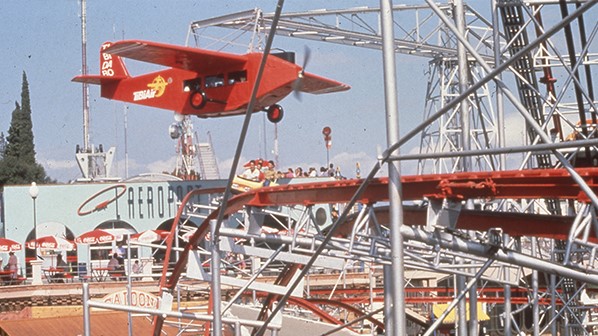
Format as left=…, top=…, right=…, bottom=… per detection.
left=239, top=159, right=344, bottom=184
left=106, top=246, right=142, bottom=274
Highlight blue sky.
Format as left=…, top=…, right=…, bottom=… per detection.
left=0, top=1, right=513, bottom=183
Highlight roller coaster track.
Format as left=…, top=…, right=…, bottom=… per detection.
left=153, top=167, right=598, bottom=334
left=143, top=2, right=598, bottom=335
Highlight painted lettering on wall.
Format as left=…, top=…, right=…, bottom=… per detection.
left=147, top=187, right=154, bottom=219
left=125, top=184, right=202, bottom=220
left=157, top=186, right=165, bottom=218
left=102, top=289, right=159, bottom=309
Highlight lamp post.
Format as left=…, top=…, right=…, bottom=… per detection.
left=29, top=182, right=39, bottom=259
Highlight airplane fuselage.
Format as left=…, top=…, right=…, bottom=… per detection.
left=73, top=40, right=349, bottom=122
left=101, top=53, right=300, bottom=118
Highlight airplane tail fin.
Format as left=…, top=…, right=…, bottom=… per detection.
left=72, top=41, right=129, bottom=84
left=99, top=42, right=129, bottom=79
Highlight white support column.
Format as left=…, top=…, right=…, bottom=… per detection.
left=30, top=259, right=43, bottom=285
left=140, top=257, right=154, bottom=281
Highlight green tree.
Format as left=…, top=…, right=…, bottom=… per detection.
left=0, top=72, right=50, bottom=185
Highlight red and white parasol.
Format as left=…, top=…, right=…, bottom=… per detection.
left=0, top=238, right=23, bottom=252
left=75, top=229, right=120, bottom=245
left=130, top=230, right=169, bottom=243
left=27, top=236, right=76, bottom=251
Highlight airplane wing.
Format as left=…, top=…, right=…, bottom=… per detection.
left=104, top=40, right=247, bottom=73
left=299, top=72, right=351, bottom=94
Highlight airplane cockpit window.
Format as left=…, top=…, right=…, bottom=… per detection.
left=228, top=70, right=248, bottom=85
left=205, top=74, right=224, bottom=88
left=183, top=78, right=202, bottom=92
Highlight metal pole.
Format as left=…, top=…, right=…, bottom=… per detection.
left=532, top=237, right=539, bottom=336
left=550, top=237, right=558, bottom=334
left=210, top=220, right=222, bottom=336
left=469, top=276, right=478, bottom=336
left=33, top=198, right=37, bottom=260
left=383, top=265, right=393, bottom=333
left=491, top=0, right=506, bottom=171
left=503, top=233, right=512, bottom=336
left=454, top=0, right=471, bottom=172
left=379, top=0, right=405, bottom=334
left=124, top=105, right=129, bottom=178
left=127, top=234, right=133, bottom=336
left=83, top=282, right=91, bottom=336
left=262, top=114, right=267, bottom=160
left=274, top=123, right=279, bottom=169
left=456, top=258, right=467, bottom=336
left=177, top=284, right=182, bottom=334
left=81, top=0, right=90, bottom=152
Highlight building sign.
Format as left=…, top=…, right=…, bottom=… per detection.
left=101, top=289, right=160, bottom=309
left=2, top=180, right=225, bottom=239
left=1, top=178, right=226, bottom=272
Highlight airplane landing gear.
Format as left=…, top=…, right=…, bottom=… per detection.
left=266, top=104, right=284, bottom=123
left=189, top=90, right=207, bottom=109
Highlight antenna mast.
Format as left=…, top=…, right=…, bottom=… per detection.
left=81, top=0, right=90, bottom=152
left=75, top=0, right=117, bottom=181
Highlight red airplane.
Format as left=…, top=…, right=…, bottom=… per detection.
left=73, top=40, right=350, bottom=123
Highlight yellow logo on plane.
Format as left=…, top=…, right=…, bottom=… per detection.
left=133, top=75, right=168, bottom=101
left=148, top=75, right=168, bottom=97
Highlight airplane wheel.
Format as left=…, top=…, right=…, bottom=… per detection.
left=267, top=104, right=284, bottom=123
left=189, top=90, right=207, bottom=109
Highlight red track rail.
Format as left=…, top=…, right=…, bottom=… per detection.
left=304, top=287, right=561, bottom=305
left=234, top=168, right=598, bottom=208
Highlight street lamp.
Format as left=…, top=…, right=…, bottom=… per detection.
left=29, top=182, right=39, bottom=259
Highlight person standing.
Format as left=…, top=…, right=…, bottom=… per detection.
left=8, top=252, right=18, bottom=278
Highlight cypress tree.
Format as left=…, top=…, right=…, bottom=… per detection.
left=0, top=72, right=49, bottom=185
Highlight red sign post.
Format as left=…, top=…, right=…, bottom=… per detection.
left=322, top=127, right=332, bottom=167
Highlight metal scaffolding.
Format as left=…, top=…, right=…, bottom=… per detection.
left=80, top=1, right=598, bottom=335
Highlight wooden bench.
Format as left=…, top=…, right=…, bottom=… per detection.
left=109, top=271, right=125, bottom=281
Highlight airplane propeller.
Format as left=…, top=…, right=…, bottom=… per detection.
left=292, top=46, right=312, bottom=101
